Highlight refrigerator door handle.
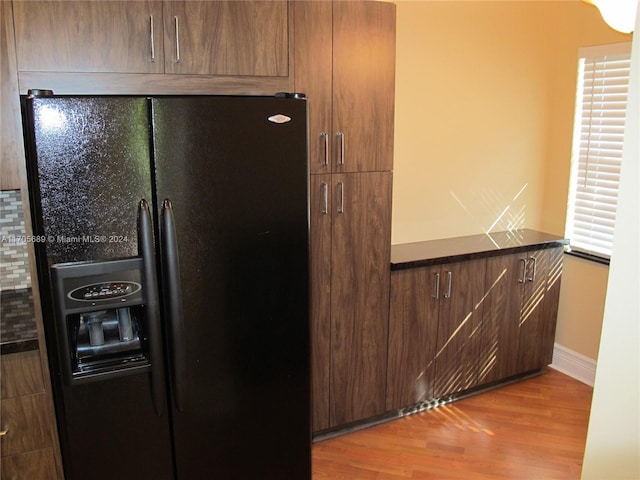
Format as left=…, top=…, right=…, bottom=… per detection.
left=161, top=199, right=187, bottom=412
left=138, top=199, right=165, bottom=416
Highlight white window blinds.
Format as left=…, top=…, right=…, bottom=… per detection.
left=565, top=43, right=632, bottom=259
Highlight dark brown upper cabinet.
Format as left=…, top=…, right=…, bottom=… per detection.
left=294, top=1, right=395, bottom=174
left=13, top=1, right=289, bottom=77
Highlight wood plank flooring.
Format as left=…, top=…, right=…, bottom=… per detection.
left=312, top=368, right=593, bottom=479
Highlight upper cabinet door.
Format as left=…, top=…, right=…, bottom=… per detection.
left=332, top=1, right=395, bottom=173
left=293, top=1, right=332, bottom=174
left=293, top=0, right=395, bottom=174
left=13, top=1, right=164, bottom=73
left=163, top=1, right=289, bottom=76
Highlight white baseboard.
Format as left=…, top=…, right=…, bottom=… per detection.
left=550, top=343, right=597, bottom=387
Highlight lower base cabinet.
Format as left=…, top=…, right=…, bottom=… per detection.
left=1, top=447, right=59, bottom=480
left=0, top=350, right=63, bottom=480
left=432, top=258, right=487, bottom=399
left=480, top=246, right=563, bottom=386
left=386, top=267, right=439, bottom=411
left=387, top=243, right=563, bottom=414
left=386, top=257, right=486, bottom=411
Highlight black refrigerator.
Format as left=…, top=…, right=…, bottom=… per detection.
left=22, top=93, right=311, bottom=480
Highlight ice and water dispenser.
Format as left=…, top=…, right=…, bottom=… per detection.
left=51, top=257, right=150, bottom=384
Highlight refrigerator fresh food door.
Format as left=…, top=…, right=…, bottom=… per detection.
left=23, top=96, right=173, bottom=480
left=151, top=96, right=311, bottom=479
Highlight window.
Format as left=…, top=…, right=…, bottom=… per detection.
left=565, top=42, right=632, bottom=260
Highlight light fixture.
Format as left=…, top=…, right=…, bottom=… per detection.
left=584, top=0, right=638, bottom=34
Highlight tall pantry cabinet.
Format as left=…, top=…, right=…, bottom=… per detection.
left=293, top=1, right=396, bottom=432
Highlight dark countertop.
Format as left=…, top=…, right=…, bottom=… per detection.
left=1, top=288, right=39, bottom=353
left=391, top=229, right=568, bottom=271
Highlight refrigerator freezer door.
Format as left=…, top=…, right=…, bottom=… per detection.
left=23, top=96, right=173, bottom=480
left=152, top=96, right=311, bottom=479
left=25, top=97, right=154, bottom=265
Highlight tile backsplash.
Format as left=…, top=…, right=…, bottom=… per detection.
left=0, top=189, right=32, bottom=290
left=1, top=189, right=37, bottom=346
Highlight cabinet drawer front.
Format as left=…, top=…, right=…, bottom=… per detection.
left=1, top=393, right=53, bottom=456
left=1, top=350, right=45, bottom=399
left=1, top=447, right=58, bottom=480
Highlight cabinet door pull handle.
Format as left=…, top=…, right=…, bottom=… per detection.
left=518, top=258, right=527, bottom=283
left=0, top=427, right=8, bottom=436
left=321, top=132, right=329, bottom=167
left=527, top=256, right=537, bottom=282
left=321, top=182, right=328, bottom=215
left=432, top=272, right=440, bottom=299
left=336, top=131, right=345, bottom=166
left=149, top=15, right=155, bottom=62
left=443, top=271, right=452, bottom=299
left=174, top=16, right=180, bottom=63
left=337, top=181, right=344, bottom=214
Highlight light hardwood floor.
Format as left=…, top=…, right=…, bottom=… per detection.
left=312, top=368, right=593, bottom=479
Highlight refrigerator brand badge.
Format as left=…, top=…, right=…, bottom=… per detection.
left=268, top=114, right=292, bottom=124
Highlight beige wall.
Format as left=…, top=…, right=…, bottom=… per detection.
left=393, top=0, right=630, bottom=361
left=556, top=256, right=609, bottom=359
left=393, top=1, right=550, bottom=244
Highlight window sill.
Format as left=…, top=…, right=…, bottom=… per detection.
left=564, top=248, right=610, bottom=266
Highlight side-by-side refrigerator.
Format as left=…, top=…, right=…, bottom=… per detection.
left=22, top=92, right=310, bottom=480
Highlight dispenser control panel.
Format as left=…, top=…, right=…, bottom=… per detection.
left=69, top=281, right=141, bottom=301
left=51, top=257, right=145, bottom=312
